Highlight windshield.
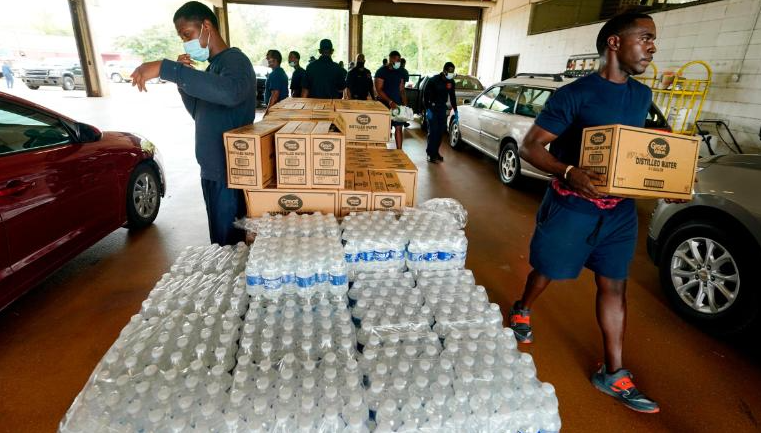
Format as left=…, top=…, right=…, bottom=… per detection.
left=454, top=75, right=483, bottom=91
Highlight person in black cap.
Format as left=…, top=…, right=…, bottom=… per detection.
left=302, top=39, right=345, bottom=99
left=423, top=61, right=457, bottom=163
left=345, top=53, right=375, bottom=100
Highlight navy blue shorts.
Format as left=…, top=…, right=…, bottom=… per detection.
left=529, top=188, right=637, bottom=280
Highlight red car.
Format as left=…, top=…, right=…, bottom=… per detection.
left=0, top=92, right=165, bottom=310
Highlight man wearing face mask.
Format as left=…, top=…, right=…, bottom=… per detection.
left=423, top=62, right=457, bottom=163
left=375, top=51, right=407, bottom=149
left=288, top=51, right=306, bottom=98
left=344, top=53, right=374, bottom=101
left=130, top=1, right=256, bottom=246
left=302, top=39, right=345, bottom=99
left=264, top=49, right=288, bottom=115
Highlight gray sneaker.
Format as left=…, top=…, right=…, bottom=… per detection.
left=509, top=301, right=533, bottom=343
left=591, top=365, right=660, bottom=413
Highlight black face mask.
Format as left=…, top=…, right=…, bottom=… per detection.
left=356, top=62, right=365, bottom=69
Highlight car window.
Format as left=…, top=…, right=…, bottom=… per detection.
left=406, top=74, right=422, bottom=89
left=490, top=85, right=521, bottom=114
left=0, top=101, right=72, bottom=155
left=474, top=87, right=500, bottom=110
left=516, top=87, right=553, bottom=118
left=454, top=76, right=484, bottom=91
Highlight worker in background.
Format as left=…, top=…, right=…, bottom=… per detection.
left=288, top=51, right=306, bottom=98
left=264, top=49, right=288, bottom=115
left=302, top=39, right=345, bottom=99
left=399, top=58, right=410, bottom=84
left=345, top=53, right=374, bottom=100
left=130, top=1, right=256, bottom=246
left=509, top=12, right=660, bottom=413
left=382, top=58, right=388, bottom=68
left=423, top=61, right=457, bottom=163
left=375, top=50, right=407, bottom=149
left=2, top=62, right=13, bottom=89
left=337, top=61, right=348, bottom=98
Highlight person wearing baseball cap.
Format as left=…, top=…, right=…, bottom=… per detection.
left=302, top=38, right=345, bottom=99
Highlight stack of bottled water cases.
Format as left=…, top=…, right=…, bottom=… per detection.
left=400, top=209, right=467, bottom=274
left=249, top=212, right=341, bottom=238
left=59, top=244, right=251, bottom=432
left=231, top=297, right=370, bottom=431
left=245, top=237, right=348, bottom=306
left=341, top=212, right=408, bottom=278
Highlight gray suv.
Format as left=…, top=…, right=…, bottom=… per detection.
left=648, top=154, right=761, bottom=334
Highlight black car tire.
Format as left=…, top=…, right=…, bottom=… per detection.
left=111, top=73, right=123, bottom=83
left=62, top=76, right=75, bottom=91
left=498, top=142, right=522, bottom=186
left=126, top=163, right=161, bottom=230
left=27, top=84, right=40, bottom=90
left=658, top=220, right=759, bottom=334
left=448, top=119, right=464, bottom=150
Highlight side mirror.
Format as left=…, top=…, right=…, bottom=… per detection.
left=76, top=122, right=102, bottom=143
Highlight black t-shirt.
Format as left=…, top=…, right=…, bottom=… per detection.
left=304, top=56, right=345, bottom=99
left=346, top=66, right=374, bottom=100
left=290, top=67, right=306, bottom=97
left=423, top=74, right=456, bottom=111
left=375, top=66, right=403, bottom=105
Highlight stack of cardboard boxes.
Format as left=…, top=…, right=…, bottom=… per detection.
left=223, top=98, right=418, bottom=217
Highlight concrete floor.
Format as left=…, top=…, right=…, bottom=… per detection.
left=1, top=84, right=760, bottom=433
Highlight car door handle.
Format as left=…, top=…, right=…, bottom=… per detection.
left=0, top=180, right=35, bottom=197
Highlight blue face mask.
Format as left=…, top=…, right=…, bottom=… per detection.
left=183, top=26, right=210, bottom=62
left=393, top=61, right=401, bottom=70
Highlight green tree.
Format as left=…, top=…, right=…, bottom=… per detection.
left=115, top=24, right=182, bottom=62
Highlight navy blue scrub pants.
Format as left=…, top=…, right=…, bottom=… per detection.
left=201, top=179, right=246, bottom=246
left=426, top=108, right=447, bottom=157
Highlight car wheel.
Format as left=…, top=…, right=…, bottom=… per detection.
left=449, top=120, right=463, bottom=150
left=111, top=73, right=123, bottom=83
left=658, top=220, right=759, bottom=334
left=498, top=142, right=522, bottom=186
left=27, top=84, right=40, bottom=90
left=62, top=76, right=75, bottom=91
left=126, top=164, right=161, bottom=229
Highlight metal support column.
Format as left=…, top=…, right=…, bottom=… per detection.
left=68, top=0, right=107, bottom=97
left=215, top=0, right=230, bottom=46
left=349, top=12, right=363, bottom=61
left=470, top=9, right=483, bottom=77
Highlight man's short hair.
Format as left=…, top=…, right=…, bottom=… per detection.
left=289, top=51, right=300, bottom=60
left=444, top=62, right=455, bottom=71
left=173, top=1, right=219, bottom=29
left=596, top=12, right=653, bottom=55
left=389, top=50, right=401, bottom=58
left=267, top=50, right=282, bottom=63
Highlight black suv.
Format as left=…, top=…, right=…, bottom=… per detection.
left=21, top=61, right=85, bottom=91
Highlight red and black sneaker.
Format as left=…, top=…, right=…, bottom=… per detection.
left=509, top=301, right=533, bottom=344
left=591, top=365, right=660, bottom=413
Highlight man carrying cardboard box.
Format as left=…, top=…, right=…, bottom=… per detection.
left=130, top=1, right=256, bottom=246
left=509, top=13, right=662, bottom=413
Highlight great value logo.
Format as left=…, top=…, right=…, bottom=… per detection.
left=347, top=196, right=362, bottom=206
left=233, top=140, right=249, bottom=151
left=319, top=141, right=335, bottom=152
left=590, top=132, right=607, bottom=145
left=278, top=194, right=303, bottom=211
left=648, top=138, right=670, bottom=159
left=380, top=198, right=395, bottom=208
left=356, top=115, right=371, bottom=125
left=284, top=140, right=300, bottom=151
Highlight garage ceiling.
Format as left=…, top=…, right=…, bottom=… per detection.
left=228, top=0, right=491, bottom=20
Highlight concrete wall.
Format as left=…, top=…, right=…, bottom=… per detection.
left=477, top=0, right=761, bottom=152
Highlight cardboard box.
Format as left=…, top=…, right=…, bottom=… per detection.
left=310, top=121, right=346, bottom=189
left=367, top=142, right=391, bottom=149
left=244, top=187, right=338, bottom=217
left=333, top=100, right=391, bottom=142
left=223, top=120, right=285, bottom=190
left=369, top=170, right=406, bottom=212
left=580, top=124, right=700, bottom=200
left=347, top=142, right=367, bottom=149
left=276, top=121, right=316, bottom=188
left=271, top=98, right=335, bottom=110
left=338, top=170, right=372, bottom=216
left=346, top=148, right=418, bottom=206
left=265, top=110, right=335, bottom=122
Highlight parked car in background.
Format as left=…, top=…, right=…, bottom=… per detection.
left=0, top=92, right=165, bottom=310
left=106, top=61, right=163, bottom=85
left=254, top=66, right=270, bottom=108
left=406, top=73, right=484, bottom=130
left=448, top=73, right=670, bottom=185
left=647, top=154, right=761, bottom=334
left=20, top=59, right=85, bottom=91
